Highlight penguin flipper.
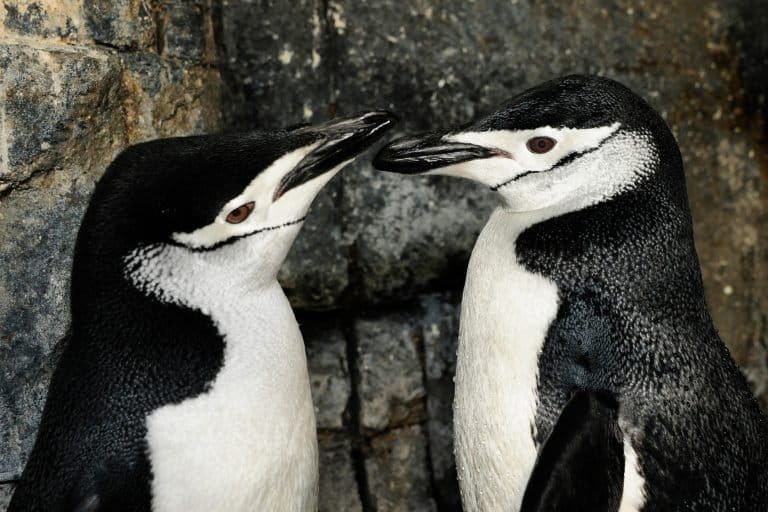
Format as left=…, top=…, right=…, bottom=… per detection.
left=67, top=458, right=150, bottom=512
left=520, top=391, right=625, bottom=512
left=73, top=494, right=101, bottom=512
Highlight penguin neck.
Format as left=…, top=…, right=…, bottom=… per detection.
left=143, top=279, right=318, bottom=512
left=515, top=172, right=710, bottom=322
left=70, top=230, right=313, bottom=403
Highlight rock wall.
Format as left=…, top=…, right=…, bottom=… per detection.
left=2, top=0, right=767, bottom=510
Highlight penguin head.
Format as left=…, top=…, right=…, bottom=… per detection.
left=374, top=75, right=678, bottom=213
left=80, top=111, right=395, bottom=300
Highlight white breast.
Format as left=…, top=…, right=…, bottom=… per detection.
left=454, top=207, right=560, bottom=512
left=126, top=244, right=318, bottom=512
left=147, top=286, right=317, bottom=512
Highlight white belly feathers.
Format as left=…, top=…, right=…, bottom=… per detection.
left=145, top=284, right=318, bottom=512
left=454, top=207, right=560, bottom=511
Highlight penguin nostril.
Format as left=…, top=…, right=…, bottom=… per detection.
left=226, top=202, right=255, bottom=224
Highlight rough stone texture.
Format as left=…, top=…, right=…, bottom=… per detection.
left=0, top=43, right=123, bottom=187
left=366, top=425, right=436, bottom=512
left=306, top=325, right=351, bottom=430
left=0, top=485, right=13, bottom=511
left=341, top=160, right=494, bottom=303
left=83, top=0, right=154, bottom=50
left=2, top=0, right=768, bottom=511
left=419, top=295, right=462, bottom=511
left=318, top=434, right=363, bottom=512
left=356, top=314, right=426, bottom=432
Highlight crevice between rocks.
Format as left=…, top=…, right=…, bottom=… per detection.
left=414, top=319, right=441, bottom=506
left=91, top=39, right=123, bottom=52
left=319, top=0, right=374, bottom=503
left=341, top=313, right=375, bottom=512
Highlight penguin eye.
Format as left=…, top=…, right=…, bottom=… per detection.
left=225, top=202, right=255, bottom=224
left=527, top=136, right=557, bottom=154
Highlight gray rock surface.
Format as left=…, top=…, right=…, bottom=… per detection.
left=355, top=314, right=426, bottom=432
left=366, top=425, right=437, bottom=512
left=318, top=434, right=363, bottom=512
left=419, top=295, right=462, bottom=510
left=0, top=43, right=124, bottom=187
left=306, top=326, right=352, bottom=431
left=0, top=485, right=13, bottom=511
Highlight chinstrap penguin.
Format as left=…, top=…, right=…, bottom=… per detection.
left=9, top=111, right=395, bottom=512
left=374, top=75, right=768, bottom=511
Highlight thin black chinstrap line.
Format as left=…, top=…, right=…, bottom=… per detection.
left=490, top=131, right=620, bottom=191
left=176, top=216, right=308, bottom=252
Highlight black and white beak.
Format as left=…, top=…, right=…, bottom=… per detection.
left=275, top=111, right=397, bottom=199
left=372, top=130, right=499, bottom=175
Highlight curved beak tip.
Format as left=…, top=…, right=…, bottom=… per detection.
left=273, top=110, right=398, bottom=200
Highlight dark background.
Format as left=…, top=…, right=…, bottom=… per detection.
left=1, top=1, right=767, bottom=510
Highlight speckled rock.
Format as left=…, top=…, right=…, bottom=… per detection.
left=1, top=0, right=150, bottom=45
left=318, top=434, right=363, bottom=512
left=214, top=0, right=330, bottom=130
left=341, top=159, right=494, bottom=302
left=154, top=1, right=209, bottom=60
left=355, top=314, right=426, bottom=432
left=83, top=0, right=154, bottom=49
left=366, top=425, right=437, bottom=512
left=306, top=325, right=351, bottom=430
left=0, top=485, right=14, bottom=511
left=0, top=43, right=124, bottom=187
left=119, top=51, right=221, bottom=141
left=418, top=294, right=462, bottom=510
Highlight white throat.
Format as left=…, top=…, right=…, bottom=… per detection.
left=125, top=236, right=318, bottom=512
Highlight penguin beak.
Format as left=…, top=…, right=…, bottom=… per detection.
left=273, top=111, right=397, bottom=200
left=372, top=131, right=498, bottom=174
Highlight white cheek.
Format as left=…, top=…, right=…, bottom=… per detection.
left=445, top=123, right=621, bottom=186
left=173, top=220, right=239, bottom=250
left=499, top=131, right=657, bottom=212
left=267, top=158, right=351, bottom=222
left=172, top=144, right=321, bottom=249
left=425, top=157, right=524, bottom=187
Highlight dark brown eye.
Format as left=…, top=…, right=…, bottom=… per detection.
left=527, top=136, right=557, bottom=154
left=225, top=202, right=255, bottom=224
